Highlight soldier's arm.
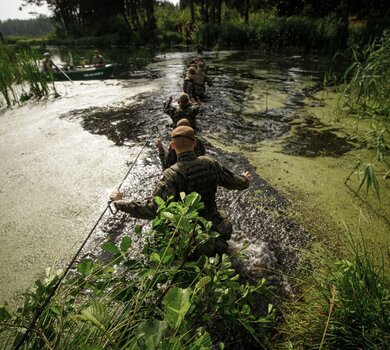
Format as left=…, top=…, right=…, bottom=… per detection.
left=195, top=137, right=206, bottom=156
left=205, top=75, right=213, bottom=86
left=215, top=160, right=250, bottom=190
left=113, top=171, right=177, bottom=219
left=163, top=97, right=173, bottom=115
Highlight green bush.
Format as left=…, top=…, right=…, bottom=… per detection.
left=0, top=193, right=274, bottom=349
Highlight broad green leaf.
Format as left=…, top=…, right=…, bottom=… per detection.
left=150, top=252, right=161, bottom=264
left=101, top=242, right=120, bottom=255
left=133, top=319, right=168, bottom=350
left=188, top=330, right=212, bottom=350
left=120, top=236, right=132, bottom=253
left=77, top=259, right=94, bottom=276
left=161, top=338, right=182, bottom=350
left=161, top=211, right=175, bottom=221
left=73, top=301, right=108, bottom=332
left=195, top=276, right=211, bottom=290
left=163, top=287, right=192, bottom=329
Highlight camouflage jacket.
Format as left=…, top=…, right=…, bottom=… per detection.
left=162, top=102, right=199, bottom=129
left=193, top=71, right=212, bottom=97
left=183, top=76, right=196, bottom=99
left=115, top=151, right=249, bottom=224
left=158, top=137, right=206, bottom=169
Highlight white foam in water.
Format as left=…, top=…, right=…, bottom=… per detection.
left=229, top=240, right=277, bottom=276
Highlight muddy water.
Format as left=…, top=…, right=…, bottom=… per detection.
left=0, top=50, right=347, bottom=303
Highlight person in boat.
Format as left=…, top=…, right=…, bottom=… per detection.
left=183, top=66, right=198, bottom=103
left=155, top=118, right=206, bottom=170
left=92, top=50, right=105, bottom=67
left=110, top=125, right=252, bottom=257
left=163, top=93, right=199, bottom=130
left=42, top=52, right=59, bottom=73
left=193, top=62, right=213, bottom=100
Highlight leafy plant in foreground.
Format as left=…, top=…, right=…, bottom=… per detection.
left=0, top=192, right=274, bottom=349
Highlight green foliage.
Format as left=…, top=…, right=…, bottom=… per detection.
left=0, top=43, right=52, bottom=107
left=278, top=240, right=390, bottom=349
left=196, top=16, right=342, bottom=51
left=0, top=193, right=273, bottom=349
left=0, top=17, right=55, bottom=37
left=340, top=31, right=390, bottom=120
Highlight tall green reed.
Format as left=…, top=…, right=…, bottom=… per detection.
left=340, top=31, right=390, bottom=120
left=0, top=43, right=52, bottom=107
left=278, top=236, right=390, bottom=349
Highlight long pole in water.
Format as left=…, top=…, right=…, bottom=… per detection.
left=56, top=65, right=73, bottom=83
left=15, top=130, right=156, bottom=349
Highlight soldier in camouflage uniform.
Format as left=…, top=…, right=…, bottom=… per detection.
left=111, top=125, right=252, bottom=257
left=193, top=62, right=212, bottom=100
left=183, top=66, right=198, bottom=102
left=155, top=118, right=206, bottom=169
left=163, top=93, right=199, bottom=130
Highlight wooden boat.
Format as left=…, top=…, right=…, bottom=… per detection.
left=52, top=64, right=114, bottom=81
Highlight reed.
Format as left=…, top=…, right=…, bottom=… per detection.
left=0, top=43, right=51, bottom=107
left=277, top=237, right=390, bottom=349
left=340, top=31, right=390, bottom=120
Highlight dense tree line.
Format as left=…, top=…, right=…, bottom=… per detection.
left=18, top=0, right=390, bottom=48
left=0, top=17, right=54, bottom=37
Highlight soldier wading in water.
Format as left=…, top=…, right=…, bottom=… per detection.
left=163, top=93, right=199, bottom=130
left=110, top=125, right=252, bottom=258
left=155, top=118, right=206, bottom=170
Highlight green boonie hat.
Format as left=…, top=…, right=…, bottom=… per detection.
left=171, top=126, right=195, bottom=141
left=179, top=93, right=190, bottom=101
left=177, top=118, right=190, bottom=127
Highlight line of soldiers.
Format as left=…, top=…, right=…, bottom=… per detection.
left=110, top=56, right=252, bottom=258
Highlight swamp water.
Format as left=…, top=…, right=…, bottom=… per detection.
left=1, top=50, right=386, bottom=306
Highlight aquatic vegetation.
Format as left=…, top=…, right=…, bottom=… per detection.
left=278, top=239, right=390, bottom=349
left=340, top=31, right=390, bottom=120
left=0, top=193, right=274, bottom=349
left=0, top=43, right=51, bottom=107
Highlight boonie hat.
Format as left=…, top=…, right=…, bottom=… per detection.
left=43, top=52, right=50, bottom=57
left=171, top=126, right=195, bottom=141
left=177, top=118, right=191, bottom=127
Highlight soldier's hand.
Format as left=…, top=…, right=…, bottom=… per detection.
left=110, top=191, right=123, bottom=202
left=155, top=138, right=163, bottom=149
left=242, top=171, right=253, bottom=182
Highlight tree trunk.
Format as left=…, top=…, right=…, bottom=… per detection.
left=129, top=0, right=141, bottom=31
left=339, top=0, right=349, bottom=50
left=244, top=0, right=249, bottom=23
left=209, top=0, right=215, bottom=25
left=190, top=0, right=195, bottom=24
left=216, top=0, right=221, bottom=25
left=201, top=0, right=209, bottom=24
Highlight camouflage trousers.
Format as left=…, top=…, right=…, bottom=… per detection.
left=195, top=210, right=233, bottom=258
